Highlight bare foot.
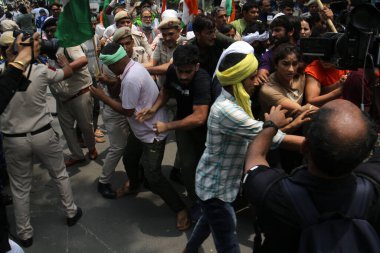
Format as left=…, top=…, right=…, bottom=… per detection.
left=176, top=209, right=191, bottom=231
left=116, top=180, right=137, bottom=198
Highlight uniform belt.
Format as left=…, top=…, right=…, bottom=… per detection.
left=2, top=124, right=51, bottom=137
left=64, top=86, right=90, bottom=103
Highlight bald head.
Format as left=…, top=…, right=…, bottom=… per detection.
left=323, top=99, right=368, bottom=143
left=307, top=99, right=377, bottom=177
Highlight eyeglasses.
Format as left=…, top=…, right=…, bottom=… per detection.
left=142, top=16, right=152, bottom=19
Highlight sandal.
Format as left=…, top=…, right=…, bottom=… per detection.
left=88, top=148, right=98, bottom=160
left=64, top=158, right=85, bottom=167
left=95, top=129, right=105, bottom=137
left=176, top=209, right=191, bottom=231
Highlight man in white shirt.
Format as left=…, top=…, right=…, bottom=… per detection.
left=90, top=43, right=190, bottom=231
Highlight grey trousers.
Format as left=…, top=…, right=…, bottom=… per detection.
left=99, top=105, right=129, bottom=184
left=3, top=128, right=77, bottom=240
left=57, top=91, right=95, bottom=160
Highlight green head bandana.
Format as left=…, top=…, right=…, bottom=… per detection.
left=99, top=45, right=127, bottom=65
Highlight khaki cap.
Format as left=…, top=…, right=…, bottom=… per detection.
left=113, top=27, right=132, bottom=42
left=114, top=10, right=131, bottom=22
left=157, top=17, right=181, bottom=30
left=0, top=31, right=14, bottom=47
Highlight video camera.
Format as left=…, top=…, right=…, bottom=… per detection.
left=12, top=30, right=60, bottom=60
left=300, top=3, right=380, bottom=70
left=12, top=30, right=32, bottom=53
left=40, top=38, right=60, bottom=60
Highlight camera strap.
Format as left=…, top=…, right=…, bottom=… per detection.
left=20, top=39, right=34, bottom=80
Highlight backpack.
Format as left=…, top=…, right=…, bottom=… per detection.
left=281, top=176, right=380, bottom=253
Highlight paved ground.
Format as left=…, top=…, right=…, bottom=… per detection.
left=3, top=94, right=255, bottom=253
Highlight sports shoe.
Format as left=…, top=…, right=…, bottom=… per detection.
left=67, top=207, right=82, bottom=226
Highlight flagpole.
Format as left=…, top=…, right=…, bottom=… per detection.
left=92, top=36, right=102, bottom=75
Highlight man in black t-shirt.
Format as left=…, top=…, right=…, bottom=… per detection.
left=243, top=99, right=380, bottom=253
left=188, top=15, right=235, bottom=76
left=136, top=44, right=212, bottom=219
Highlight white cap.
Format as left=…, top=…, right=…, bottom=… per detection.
left=272, top=12, right=285, bottom=21
left=161, top=9, right=179, bottom=20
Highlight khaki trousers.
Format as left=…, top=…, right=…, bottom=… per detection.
left=3, top=128, right=77, bottom=240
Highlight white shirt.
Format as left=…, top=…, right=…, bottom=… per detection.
left=120, top=60, right=168, bottom=143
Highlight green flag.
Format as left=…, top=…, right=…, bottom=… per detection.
left=102, top=0, right=111, bottom=28
left=56, top=0, right=94, bottom=48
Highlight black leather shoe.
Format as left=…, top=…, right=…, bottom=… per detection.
left=98, top=182, right=116, bottom=199
left=19, top=237, right=33, bottom=248
left=67, top=207, right=82, bottom=226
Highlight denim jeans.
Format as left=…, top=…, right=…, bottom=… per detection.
left=186, top=198, right=240, bottom=253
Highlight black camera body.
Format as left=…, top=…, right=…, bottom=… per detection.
left=300, top=3, right=380, bottom=70
left=12, top=30, right=32, bottom=54
left=40, top=38, right=60, bottom=60
left=13, top=30, right=31, bottom=41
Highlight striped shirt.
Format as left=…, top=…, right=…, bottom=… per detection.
left=195, top=88, right=285, bottom=202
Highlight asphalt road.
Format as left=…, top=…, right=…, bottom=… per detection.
left=3, top=93, right=255, bottom=253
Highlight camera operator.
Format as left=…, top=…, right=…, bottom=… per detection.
left=42, top=18, right=98, bottom=167
left=0, top=31, right=82, bottom=248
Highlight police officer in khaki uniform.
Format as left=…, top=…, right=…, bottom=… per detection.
left=108, top=10, right=152, bottom=57
left=113, top=27, right=149, bottom=64
left=0, top=34, right=82, bottom=247
left=145, top=17, right=187, bottom=87
left=50, top=45, right=98, bottom=167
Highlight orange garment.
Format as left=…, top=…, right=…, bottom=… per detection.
left=304, top=60, right=349, bottom=87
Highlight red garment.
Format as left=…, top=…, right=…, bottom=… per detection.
left=305, top=60, right=370, bottom=107
left=304, top=60, right=349, bottom=87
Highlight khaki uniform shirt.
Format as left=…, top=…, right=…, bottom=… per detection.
left=0, top=64, right=64, bottom=133
left=152, top=35, right=187, bottom=87
left=50, top=45, right=92, bottom=101
left=131, top=46, right=149, bottom=64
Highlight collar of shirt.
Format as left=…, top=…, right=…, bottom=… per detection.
left=120, top=59, right=135, bottom=80
left=221, top=88, right=237, bottom=103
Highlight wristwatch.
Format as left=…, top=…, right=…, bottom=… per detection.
left=262, top=120, right=278, bottom=132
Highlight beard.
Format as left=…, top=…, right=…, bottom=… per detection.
left=271, top=35, right=290, bottom=47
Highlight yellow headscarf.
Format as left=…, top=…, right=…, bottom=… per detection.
left=216, top=53, right=258, bottom=118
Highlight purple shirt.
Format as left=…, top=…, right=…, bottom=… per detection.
left=259, top=49, right=273, bottom=72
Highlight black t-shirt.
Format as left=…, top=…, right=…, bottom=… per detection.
left=188, top=32, right=234, bottom=76
left=165, top=65, right=211, bottom=121
left=244, top=165, right=380, bottom=253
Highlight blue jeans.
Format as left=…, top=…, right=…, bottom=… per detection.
left=186, top=198, right=240, bottom=253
